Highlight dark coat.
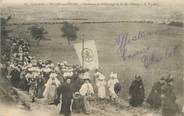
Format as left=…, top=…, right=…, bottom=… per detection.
left=36, top=77, right=45, bottom=98
left=72, top=77, right=83, bottom=113
left=56, top=83, right=73, bottom=116
left=114, top=82, right=122, bottom=94
left=10, top=68, right=21, bottom=87
left=18, top=76, right=29, bottom=91
left=147, top=81, right=163, bottom=108
left=71, top=77, right=82, bottom=93
left=161, top=83, right=179, bottom=116
left=129, top=79, right=145, bottom=107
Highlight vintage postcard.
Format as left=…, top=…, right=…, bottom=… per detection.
left=0, top=0, right=184, bottom=116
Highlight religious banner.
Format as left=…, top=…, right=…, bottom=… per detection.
left=73, top=40, right=99, bottom=70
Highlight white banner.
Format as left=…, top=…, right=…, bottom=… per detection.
left=73, top=40, right=99, bottom=70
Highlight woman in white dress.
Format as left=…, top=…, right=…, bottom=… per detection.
left=95, top=72, right=106, bottom=99
left=43, top=72, right=61, bottom=103
left=107, top=72, right=119, bottom=101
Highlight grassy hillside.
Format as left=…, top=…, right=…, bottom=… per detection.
left=9, top=22, right=184, bottom=100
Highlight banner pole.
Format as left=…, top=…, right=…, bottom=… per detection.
left=82, top=35, right=84, bottom=69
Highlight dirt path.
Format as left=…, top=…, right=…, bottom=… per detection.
left=14, top=90, right=161, bottom=116
left=26, top=98, right=161, bottom=116
left=0, top=77, right=160, bottom=116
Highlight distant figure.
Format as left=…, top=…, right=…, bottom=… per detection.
left=57, top=78, right=73, bottom=116
left=95, top=72, right=106, bottom=99
left=71, top=71, right=83, bottom=113
left=79, top=78, right=94, bottom=114
left=129, top=75, right=145, bottom=107
left=36, top=74, right=45, bottom=98
left=108, top=72, right=119, bottom=101
left=147, top=77, right=165, bottom=109
left=161, top=75, right=179, bottom=116
left=43, top=72, right=60, bottom=103
left=42, top=65, right=52, bottom=82
left=10, top=64, right=21, bottom=87
left=28, top=77, right=37, bottom=102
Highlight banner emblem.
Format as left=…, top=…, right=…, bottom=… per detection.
left=82, top=48, right=94, bottom=62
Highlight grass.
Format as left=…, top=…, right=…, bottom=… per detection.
left=9, top=22, right=184, bottom=101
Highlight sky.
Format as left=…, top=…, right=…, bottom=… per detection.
left=1, top=0, right=184, bottom=6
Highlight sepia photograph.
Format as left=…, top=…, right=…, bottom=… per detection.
left=0, top=0, right=184, bottom=116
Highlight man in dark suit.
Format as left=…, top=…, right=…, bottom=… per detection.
left=55, top=78, right=73, bottom=116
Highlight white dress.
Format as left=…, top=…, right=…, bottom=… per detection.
left=43, top=73, right=60, bottom=101
left=107, top=79, right=119, bottom=99
left=96, top=79, right=106, bottom=98
left=79, top=82, right=94, bottom=96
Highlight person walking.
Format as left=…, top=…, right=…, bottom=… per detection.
left=108, top=72, right=119, bottom=101
left=147, top=77, right=165, bottom=109
left=79, top=78, right=94, bottom=114
left=129, top=75, right=145, bottom=107
left=56, top=78, right=73, bottom=116
left=95, top=72, right=106, bottom=99
left=161, top=75, right=179, bottom=116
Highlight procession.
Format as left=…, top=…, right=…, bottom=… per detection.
left=1, top=35, right=184, bottom=116
left=1, top=1, right=184, bottom=116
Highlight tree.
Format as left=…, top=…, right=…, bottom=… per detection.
left=168, top=11, right=183, bottom=27
left=61, top=21, right=79, bottom=44
left=28, top=25, right=47, bottom=45
left=1, top=16, right=12, bottom=58
left=1, top=16, right=11, bottom=38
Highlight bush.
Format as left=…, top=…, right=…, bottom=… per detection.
left=168, top=21, right=183, bottom=27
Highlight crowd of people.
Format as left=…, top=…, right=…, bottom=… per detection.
left=0, top=37, right=122, bottom=116
left=0, top=37, right=184, bottom=116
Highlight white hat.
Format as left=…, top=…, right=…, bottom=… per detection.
left=68, top=67, right=74, bottom=72
left=63, top=61, right=68, bottom=65
left=82, top=72, right=90, bottom=80
left=63, top=72, right=73, bottom=77
left=96, top=72, right=105, bottom=80
left=50, top=63, right=55, bottom=68
left=50, top=73, right=57, bottom=78
left=44, top=67, right=51, bottom=73
left=98, top=75, right=105, bottom=80
left=110, top=72, right=118, bottom=79
left=60, top=62, right=64, bottom=66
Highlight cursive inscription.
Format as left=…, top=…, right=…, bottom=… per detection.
left=115, top=28, right=179, bottom=68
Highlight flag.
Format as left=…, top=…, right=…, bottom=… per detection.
left=73, top=40, right=99, bottom=70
